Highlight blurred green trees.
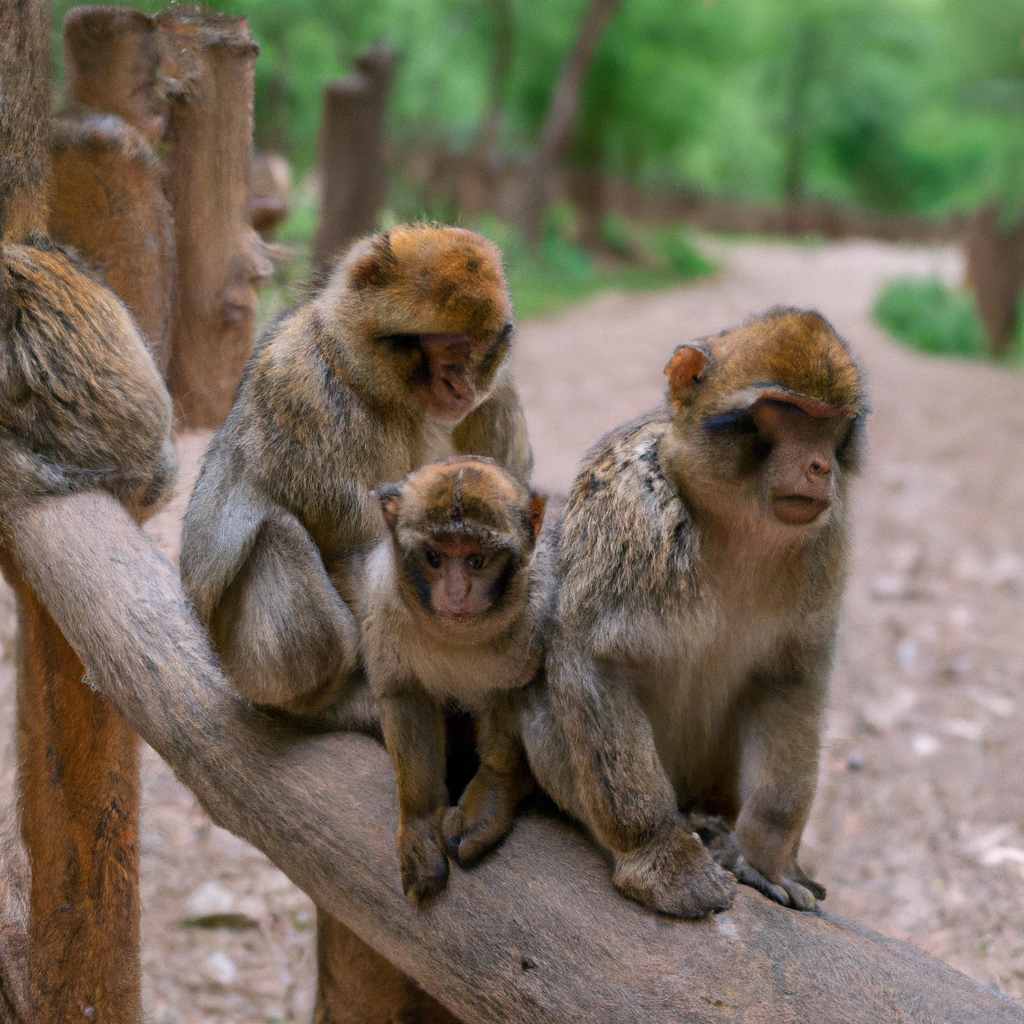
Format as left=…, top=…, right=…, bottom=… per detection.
left=48, top=0, right=1024, bottom=218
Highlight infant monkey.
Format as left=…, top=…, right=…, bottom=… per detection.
left=361, top=456, right=549, bottom=905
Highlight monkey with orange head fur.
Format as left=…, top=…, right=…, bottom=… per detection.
left=523, top=307, right=867, bottom=918
left=180, top=224, right=531, bottom=720
left=356, top=456, right=549, bottom=905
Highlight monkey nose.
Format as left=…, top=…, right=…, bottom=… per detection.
left=807, top=459, right=832, bottom=478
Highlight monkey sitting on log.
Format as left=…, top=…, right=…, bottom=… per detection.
left=359, top=456, right=549, bottom=905
left=523, top=307, right=867, bottom=920
left=179, top=224, right=531, bottom=719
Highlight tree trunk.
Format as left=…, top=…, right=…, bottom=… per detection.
left=48, top=5, right=175, bottom=375
left=0, top=555, right=141, bottom=1024
left=963, top=204, right=1024, bottom=357
left=158, top=8, right=272, bottom=429
left=522, top=0, right=623, bottom=245
left=312, top=44, right=397, bottom=281
left=3, top=489, right=1021, bottom=1024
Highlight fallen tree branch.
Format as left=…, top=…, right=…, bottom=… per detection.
left=5, top=490, right=1022, bottom=1024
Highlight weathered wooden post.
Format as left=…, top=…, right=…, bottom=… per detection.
left=158, top=7, right=272, bottom=429
left=963, top=204, right=1024, bottom=357
left=48, top=5, right=175, bottom=373
left=311, top=44, right=396, bottom=280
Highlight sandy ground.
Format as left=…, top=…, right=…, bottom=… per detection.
left=2, top=237, right=1024, bottom=1020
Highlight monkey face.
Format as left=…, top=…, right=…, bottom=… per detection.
left=408, top=536, right=516, bottom=623
left=374, top=456, right=545, bottom=629
left=673, top=392, right=859, bottom=532
left=322, top=226, right=515, bottom=421
left=378, top=329, right=511, bottom=423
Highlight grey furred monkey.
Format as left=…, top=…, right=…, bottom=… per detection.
left=523, top=307, right=867, bottom=919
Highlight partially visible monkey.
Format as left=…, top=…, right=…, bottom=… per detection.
left=0, top=5, right=176, bottom=1019
left=522, top=307, right=867, bottom=919
left=0, top=14, right=175, bottom=528
left=179, top=224, right=531, bottom=719
left=356, top=456, right=548, bottom=905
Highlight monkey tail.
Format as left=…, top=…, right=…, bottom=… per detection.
left=0, top=0, right=51, bottom=312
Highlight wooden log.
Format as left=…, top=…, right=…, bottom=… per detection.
left=0, top=553, right=141, bottom=1024
left=963, top=204, right=1024, bottom=357
left=48, top=5, right=175, bottom=374
left=158, top=8, right=272, bottom=429
left=5, top=490, right=1021, bottom=1024
left=312, top=45, right=396, bottom=280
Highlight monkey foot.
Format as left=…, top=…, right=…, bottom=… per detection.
left=442, top=765, right=529, bottom=866
left=397, top=818, right=450, bottom=907
left=730, top=856, right=825, bottom=912
left=612, top=829, right=737, bottom=919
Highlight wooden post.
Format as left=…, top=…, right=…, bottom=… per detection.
left=963, top=203, right=1024, bottom=357
left=48, top=5, right=175, bottom=375
left=1, top=557, right=141, bottom=1024
left=312, top=44, right=396, bottom=280
left=4, top=490, right=1023, bottom=1024
left=158, top=8, right=272, bottom=429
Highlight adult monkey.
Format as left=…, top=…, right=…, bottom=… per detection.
left=179, top=224, right=531, bottom=1023
left=523, top=307, right=867, bottom=919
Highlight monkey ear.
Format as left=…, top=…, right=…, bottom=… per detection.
left=525, top=491, right=547, bottom=540
left=350, top=233, right=397, bottom=289
left=372, top=483, right=403, bottom=532
left=664, top=345, right=710, bottom=410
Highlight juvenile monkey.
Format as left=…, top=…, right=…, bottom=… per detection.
left=179, top=224, right=531, bottom=717
left=523, top=307, right=866, bottom=919
left=359, top=456, right=548, bottom=905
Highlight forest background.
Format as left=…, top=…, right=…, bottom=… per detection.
left=49, top=0, right=1024, bottom=340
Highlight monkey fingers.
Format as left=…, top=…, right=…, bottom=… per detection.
left=397, top=815, right=450, bottom=907
left=728, top=855, right=822, bottom=912
left=611, top=825, right=737, bottom=919
left=441, top=761, right=532, bottom=866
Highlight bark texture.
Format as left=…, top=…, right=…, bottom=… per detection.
left=312, top=45, right=396, bottom=280
left=49, top=5, right=175, bottom=374
left=0, top=556, right=141, bottom=1024
left=3, top=489, right=1022, bottom=1024
left=963, top=204, right=1024, bottom=357
left=158, top=7, right=272, bottom=428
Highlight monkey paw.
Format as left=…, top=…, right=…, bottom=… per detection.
left=442, top=765, right=524, bottom=866
left=397, top=817, right=450, bottom=907
left=612, top=828, right=737, bottom=919
left=730, top=856, right=826, bottom=912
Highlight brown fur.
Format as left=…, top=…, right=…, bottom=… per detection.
left=178, top=224, right=531, bottom=1020
left=179, top=224, right=531, bottom=717
left=359, top=457, right=548, bottom=904
left=523, top=307, right=867, bottom=918
left=0, top=5, right=177, bottom=1019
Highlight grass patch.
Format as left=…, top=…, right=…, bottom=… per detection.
left=872, top=276, right=987, bottom=358
left=475, top=210, right=716, bottom=319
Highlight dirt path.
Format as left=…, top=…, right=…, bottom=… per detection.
left=2, top=238, right=1023, bottom=1021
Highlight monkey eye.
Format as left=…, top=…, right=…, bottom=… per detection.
left=466, top=553, right=485, bottom=571
left=424, top=547, right=441, bottom=569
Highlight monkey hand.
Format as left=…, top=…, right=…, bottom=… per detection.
left=442, top=763, right=532, bottom=866
left=727, top=853, right=826, bottom=912
left=397, top=815, right=450, bottom=907
left=611, top=825, right=737, bottom=919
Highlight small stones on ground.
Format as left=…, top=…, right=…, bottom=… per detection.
left=911, top=734, right=941, bottom=757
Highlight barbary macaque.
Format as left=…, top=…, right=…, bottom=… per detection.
left=359, top=456, right=548, bottom=905
left=179, top=224, right=531, bottom=718
left=523, top=307, right=867, bottom=918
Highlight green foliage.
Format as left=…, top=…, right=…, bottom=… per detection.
left=43, top=0, right=1024, bottom=220
left=873, top=277, right=987, bottom=359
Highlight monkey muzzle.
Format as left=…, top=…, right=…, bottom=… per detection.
left=420, top=334, right=477, bottom=422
